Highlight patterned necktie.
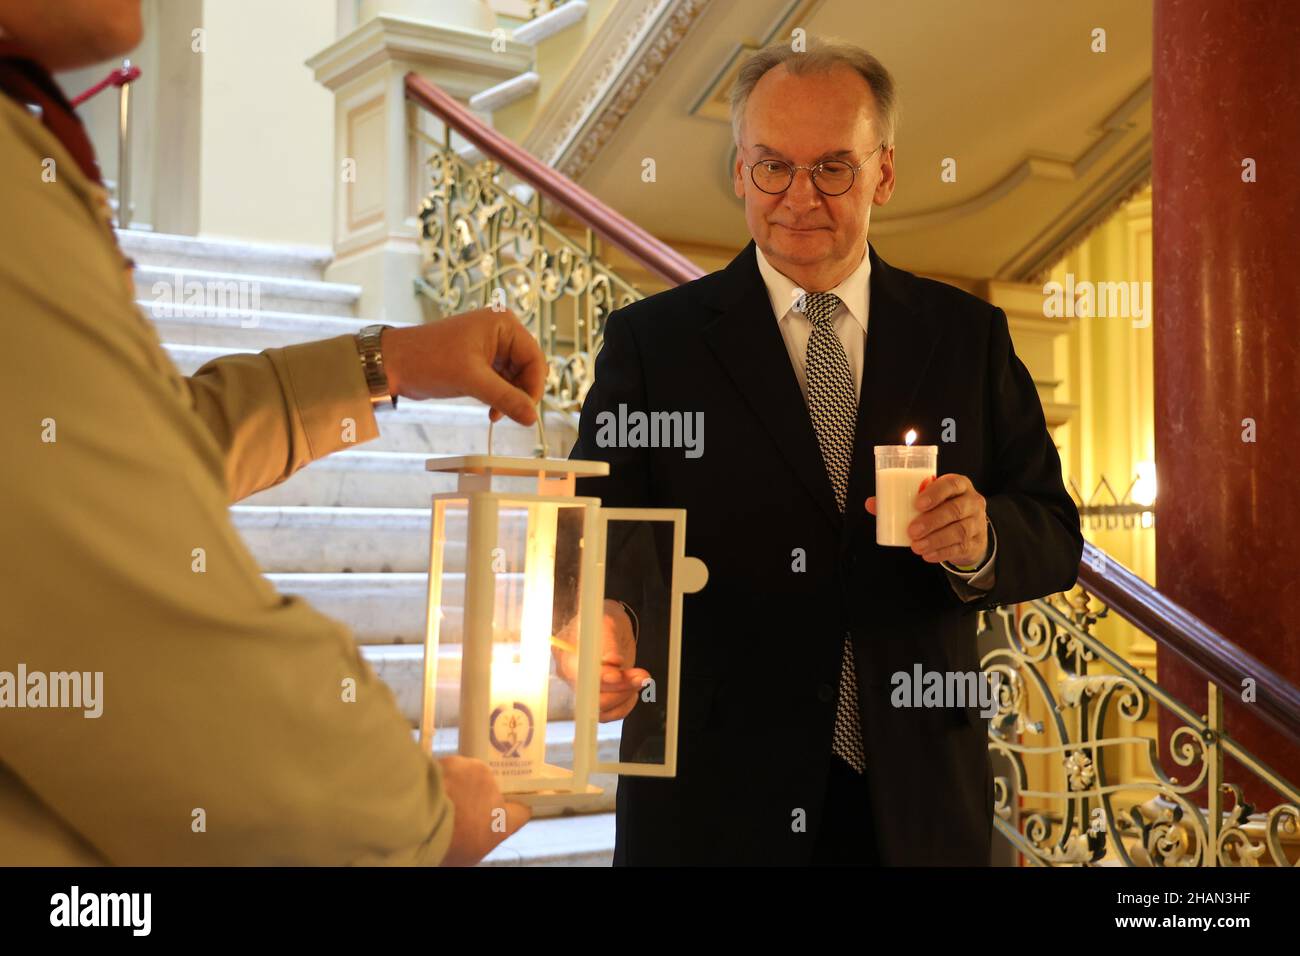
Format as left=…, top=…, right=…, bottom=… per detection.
left=802, top=291, right=867, bottom=774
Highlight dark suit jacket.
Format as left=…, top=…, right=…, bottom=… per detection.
left=570, top=240, right=1082, bottom=865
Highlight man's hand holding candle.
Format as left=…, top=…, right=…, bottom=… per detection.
left=552, top=600, right=649, bottom=722
left=866, top=473, right=990, bottom=567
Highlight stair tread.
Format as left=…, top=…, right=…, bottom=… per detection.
left=142, top=301, right=378, bottom=328
left=134, top=264, right=362, bottom=300
left=481, top=812, right=615, bottom=866
left=118, top=228, right=334, bottom=267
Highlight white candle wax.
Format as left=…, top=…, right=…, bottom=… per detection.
left=875, top=467, right=934, bottom=546
left=873, top=441, right=938, bottom=547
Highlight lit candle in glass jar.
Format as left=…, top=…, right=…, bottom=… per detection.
left=873, top=430, right=938, bottom=546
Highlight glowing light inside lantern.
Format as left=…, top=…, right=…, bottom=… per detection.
left=487, top=502, right=554, bottom=784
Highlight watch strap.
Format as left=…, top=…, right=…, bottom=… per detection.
left=356, top=324, right=397, bottom=410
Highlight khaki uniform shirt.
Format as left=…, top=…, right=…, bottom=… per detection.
left=0, top=94, right=453, bottom=865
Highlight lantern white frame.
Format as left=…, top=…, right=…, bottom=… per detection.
left=419, top=451, right=707, bottom=809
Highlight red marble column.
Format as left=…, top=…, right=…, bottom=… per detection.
left=1153, top=1, right=1300, bottom=816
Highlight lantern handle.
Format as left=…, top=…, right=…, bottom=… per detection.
left=486, top=403, right=548, bottom=458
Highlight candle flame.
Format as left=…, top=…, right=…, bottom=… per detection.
left=904, top=429, right=917, bottom=446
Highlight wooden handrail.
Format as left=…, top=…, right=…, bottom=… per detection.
left=404, top=72, right=704, bottom=287
left=1077, top=541, right=1300, bottom=742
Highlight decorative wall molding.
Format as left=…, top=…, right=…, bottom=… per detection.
left=1014, top=159, right=1152, bottom=284
left=345, top=95, right=386, bottom=231
left=818, top=78, right=1152, bottom=283
left=689, top=0, right=825, bottom=126
left=523, top=0, right=712, bottom=183
left=868, top=79, right=1151, bottom=247
left=307, top=13, right=530, bottom=97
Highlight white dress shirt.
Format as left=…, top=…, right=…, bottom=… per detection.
left=753, top=243, right=996, bottom=595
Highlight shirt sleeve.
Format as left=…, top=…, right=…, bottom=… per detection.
left=183, top=335, right=381, bottom=503
left=0, top=100, right=453, bottom=865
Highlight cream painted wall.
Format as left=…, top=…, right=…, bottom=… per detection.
left=57, top=0, right=164, bottom=230
left=196, top=0, right=336, bottom=246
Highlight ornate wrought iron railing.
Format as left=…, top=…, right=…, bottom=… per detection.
left=981, top=542, right=1300, bottom=866
left=405, top=73, right=700, bottom=412
left=412, top=129, right=642, bottom=410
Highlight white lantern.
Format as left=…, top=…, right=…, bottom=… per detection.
left=420, top=421, right=708, bottom=808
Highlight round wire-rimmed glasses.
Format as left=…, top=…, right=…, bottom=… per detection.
left=742, top=141, right=886, bottom=196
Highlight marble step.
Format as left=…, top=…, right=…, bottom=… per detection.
left=145, top=303, right=377, bottom=349
left=235, top=505, right=433, bottom=573
left=364, top=404, right=576, bottom=456
left=265, top=457, right=570, bottom=505
left=118, top=228, right=333, bottom=281
left=481, top=812, right=615, bottom=866
left=134, top=266, right=362, bottom=319
left=233, top=503, right=556, bottom=572
left=272, top=571, right=533, bottom=648
left=243, top=430, right=577, bottom=510
left=270, top=571, right=457, bottom=645
left=245, top=451, right=462, bottom=509
left=270, top=560, right=598, bottom=646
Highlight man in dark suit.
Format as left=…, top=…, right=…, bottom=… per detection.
left=570, top=38, right=1082, bottom=865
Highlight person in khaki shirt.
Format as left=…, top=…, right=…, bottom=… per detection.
left=0, top=0, right=537, bottom=865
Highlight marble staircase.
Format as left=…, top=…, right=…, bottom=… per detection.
left=120, top=229, right=612, bottom=866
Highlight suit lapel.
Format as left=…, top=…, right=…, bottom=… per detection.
left=700, top=242, right=841, bottom=529
left=842, top=244, right=938, bottom=546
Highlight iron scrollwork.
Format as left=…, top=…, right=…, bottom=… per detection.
left=978, top=592, right=1300, bottom=866
left=414, top=128, right=643, bottom=413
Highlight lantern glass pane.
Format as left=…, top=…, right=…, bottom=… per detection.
left=423, top=497, right=469, bottom=758
left=599, top=515, right=679, bottom=770
left=480, top=497, right=588, bottom=793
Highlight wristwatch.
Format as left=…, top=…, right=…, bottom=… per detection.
left=355, top=324, right=397, bottom=410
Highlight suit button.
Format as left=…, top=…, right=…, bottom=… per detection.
left=816, top=683, right=834, bottom=703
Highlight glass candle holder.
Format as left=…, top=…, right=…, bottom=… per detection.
left=873, top=444, right=938, bottom=546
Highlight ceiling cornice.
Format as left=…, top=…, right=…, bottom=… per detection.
left=869, top=79, right=1151, bottom=238
left=1010, top=150, right=1152, bottom=283
left=522, top=0, right=713, bottom=181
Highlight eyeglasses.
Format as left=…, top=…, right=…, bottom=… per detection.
left=742, top=142, right=886, bottom=196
